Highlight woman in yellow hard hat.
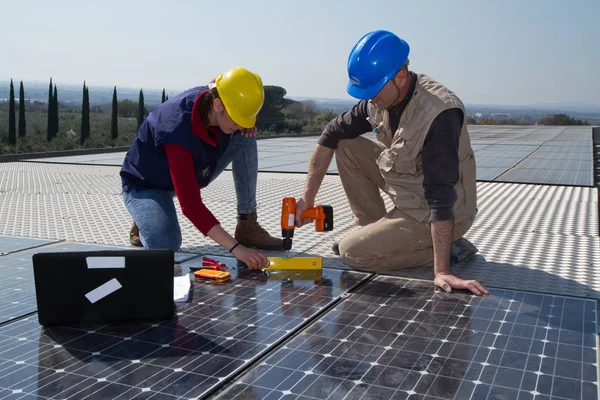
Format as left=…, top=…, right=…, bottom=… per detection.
left=120, top=67, right=282, bottom=269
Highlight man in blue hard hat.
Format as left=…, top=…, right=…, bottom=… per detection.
left=295, top=30, right=488, bottom=296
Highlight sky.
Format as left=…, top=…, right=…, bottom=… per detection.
left=2, top=0, right=599, bottom=107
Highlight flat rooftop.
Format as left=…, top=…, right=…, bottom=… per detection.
left=0, top=125, right=598, bottom=399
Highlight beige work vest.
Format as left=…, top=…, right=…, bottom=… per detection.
left=368, top=73, right=477, bottom=223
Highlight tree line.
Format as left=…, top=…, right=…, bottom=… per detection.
left=1, top=79, right=340, bottom=155
left=12, top=77, right=159, bottom=146
left=3, top=77, right=594, bottom=155
left=468, top=114, right=590, bottom=126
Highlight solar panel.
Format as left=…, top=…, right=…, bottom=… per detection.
left=515, top=158, right=593, bottom=171
left=259, top=153, right=316, bottom=163
left=535, top=145, right=592, bottom=153
left=479, top=144, right=539, bottom=153
left=475, top=149, right=535, bottom=159
left=476, top=167, right=510, bottom=181
left=0, top=259, right=370, bottom=399
left=258, top=159, right=307, bottom=169
left=470, top=144, right=491, bottom=151
left=497, top=168, right=593, bottom=187
left=497, top=140, right=545, bottom=146
left=476, top=157, right=524, bottom=168
left=527, top=152, right=593, bottom=161
left=262, top=163, right=310, bottom=173
left=0, top=243, right=193, bottom=324
left=217, top=276, right=598, bottom=400
left=0, top=235, right=59, bottom=255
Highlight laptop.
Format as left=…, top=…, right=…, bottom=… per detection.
left=32, top=249, right=175, bottom=326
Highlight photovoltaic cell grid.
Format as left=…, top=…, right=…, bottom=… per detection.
left=0, top=261, right=370, bottom=400
left=217, top=276, right=599, bottom=400
left=290, top=180, right=600, bottom=299
left=468, top=126, right=592, bottom=186
left=1, top=161, right=598, bottom=298
left=20, top=126, right=594, bottom=186
left=0, top=235, right=59, bottom=255
left=0, top=240, right=198, bottom=325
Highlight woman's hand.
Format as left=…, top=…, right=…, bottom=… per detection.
left=240, top=127, right=257, bottom=137
left=231, top=245, right=269, bottom=270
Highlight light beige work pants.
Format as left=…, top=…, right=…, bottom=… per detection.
left=335, top=136, right=473, bottom=272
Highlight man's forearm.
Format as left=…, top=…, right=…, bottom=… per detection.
left=431, top=219, right=454, bottom=275
left=302, top=144, right=334, bottom=204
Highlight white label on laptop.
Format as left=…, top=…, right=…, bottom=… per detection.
left=85, top=278, right=122, bottom=304
left=86, top=257, right=125, bottom=269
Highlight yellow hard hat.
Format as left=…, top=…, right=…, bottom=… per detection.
left=213, top=67, right=264, bottom=129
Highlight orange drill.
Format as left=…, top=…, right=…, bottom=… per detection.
left=281, top=197, right=334, bottom=251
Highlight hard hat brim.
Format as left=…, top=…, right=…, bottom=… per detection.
left=346, top=78, right=388, bottom=100
left=230, top=113, right=256, bottom=130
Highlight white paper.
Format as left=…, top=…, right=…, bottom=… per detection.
left=85, top=278, right=122, bottom=304
left=86, top=256, right=125, bottom=269
left=174, top=276, right=191, bottom=302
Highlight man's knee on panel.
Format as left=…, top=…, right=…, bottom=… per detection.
left=338, top=234, right=433, bottom=271
left=338, top=237, right=379, bottom=271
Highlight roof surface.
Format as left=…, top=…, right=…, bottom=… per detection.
left=0, top=125, right=597, bottom=399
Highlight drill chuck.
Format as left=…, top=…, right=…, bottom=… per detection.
left=282, top=228, right=294, bottom=251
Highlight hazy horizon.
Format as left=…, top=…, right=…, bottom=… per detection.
left=1, top=79, right=598, bottom=113
left=2, top=0, right=599, bottom=109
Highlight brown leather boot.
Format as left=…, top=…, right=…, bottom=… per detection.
left=234, top=212, right=283, bottom=250
left=130, top=221, right=143, bottom=247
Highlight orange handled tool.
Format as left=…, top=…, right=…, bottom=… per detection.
left=281, top=197, right=333, bottom=250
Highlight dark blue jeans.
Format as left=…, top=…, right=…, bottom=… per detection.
left=122, top=133, right=258, bottom=250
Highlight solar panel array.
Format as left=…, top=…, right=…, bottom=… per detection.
left=0, top=124, right=595, bottom=398
left=0, top=255, right=370, bottom=399
left=469, top=126, right=592, bottom=185
left=217, top=276, right=598, bottom=400
left=23, top=126, right=594, bottom=186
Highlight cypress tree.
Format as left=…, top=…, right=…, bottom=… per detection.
left=161, top=88, right=166, bottom=103
left=18, top=81, right=26, bottom=138
left=137, top=89, right=145, bottom=130
left=85, top=87, right=90, bottom=139
left=81, top=82, right=90, bottom=144
left=111, top=86, right=118, bottom=140
left=53, top=85, right=59, bottom=136
left=8, top=79, right=16, bottom=145
left=47, top=77, right=53, bottom=141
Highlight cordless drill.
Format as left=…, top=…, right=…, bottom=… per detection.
left=281, top=197, right=334, bottom=251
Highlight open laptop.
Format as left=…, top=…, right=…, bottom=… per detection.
left=32, top=249, right=175, bottom=326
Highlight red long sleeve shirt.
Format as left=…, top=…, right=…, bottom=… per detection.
left=163, top=92, right=221, bottom=235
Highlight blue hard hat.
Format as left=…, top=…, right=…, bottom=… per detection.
left=346, top=30, right=410, bottom=100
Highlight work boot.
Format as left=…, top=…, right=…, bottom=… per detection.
left=451, top=237, right=478, bottom=263
left=129, top=221, right=143, bottom=247
left=234, top=212, right=283, bottom=251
